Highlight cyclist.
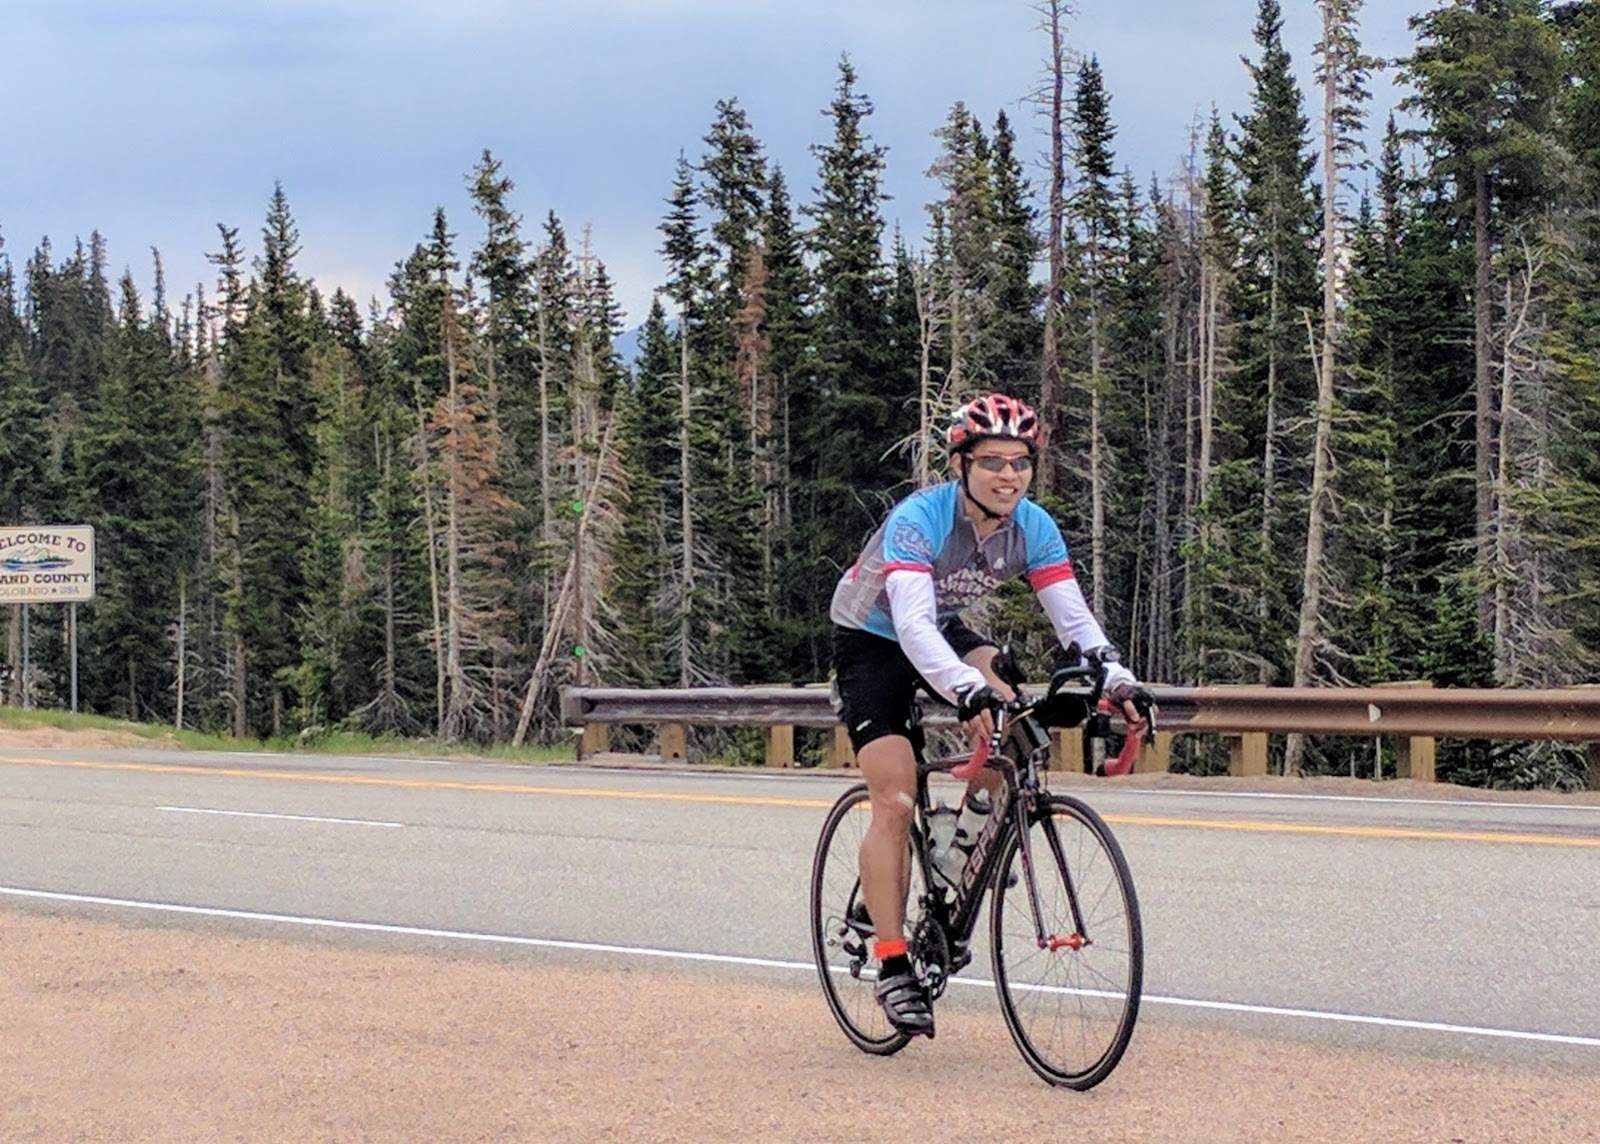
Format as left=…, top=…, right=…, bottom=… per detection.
left=829, top=392, right=1153, bottom=1038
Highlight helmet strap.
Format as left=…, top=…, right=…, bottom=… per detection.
left=958, top=459, right=1010, bottom=523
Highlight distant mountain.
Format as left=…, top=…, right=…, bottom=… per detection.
left=612, top=317, right=677, bottom=369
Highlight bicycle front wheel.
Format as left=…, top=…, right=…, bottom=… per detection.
left=989, top=794, right=1142, bottom=1089
left=810, top=783, right=910, bottom=1055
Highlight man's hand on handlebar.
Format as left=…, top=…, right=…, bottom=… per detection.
left=1104, top=679, right=1156, bottom=738
left=954, top=682, right=1003, bottom=744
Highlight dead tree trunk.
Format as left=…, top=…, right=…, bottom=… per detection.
left=913, top=258, right=947, bottom=487
left=1287, top=6, right=1346, bottom=773
left=414, top=398, right=446, bottom=733
left=442, top=303, right=467, bottom=740
left=1473, top=165, right=1495, bottom=626
left=231, top=631, right=247, bottom=738
left=1035, top=0, right=1069, bottom=493
left=1089, top=272, right=1106, bottom=611
left=1258, top=252, right=1281, bottom=686
left=174, top=575, right=187, bottom=729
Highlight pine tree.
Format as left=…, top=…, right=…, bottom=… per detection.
left=75, top=272, right=199, bottom=719
left=468, top=149, right=534, bottom=420
left=927, top=101, right=999, bottom=392
left=660, top=153, right=709, bottom=685
left=292, top=294, right=377, bottom=728
left=212, top=186, right=319, bottom=736
left=1226, top=0, right=1321, bottom=691
left=759, top=166, right=816, bottom=672
left=610, top=297, right=677, bottom=685
left=0, top=344, right=48, bottom=524
left=467, top=151, right=544, bottom=715
left=1069, top=57, right=1120, bottom=612
left=1401, top=0, right=1564, bottom=621
left=988, top=110, right=1040, bottom=396
left=699, top=97, right=769, bottom=343
left=798, top=54, right=896, bottom=675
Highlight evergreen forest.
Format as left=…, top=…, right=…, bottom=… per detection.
left=3, top=0, right=1598, bottom=787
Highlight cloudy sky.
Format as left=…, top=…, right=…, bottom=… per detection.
left=2, top=1, right=1420, bottom=328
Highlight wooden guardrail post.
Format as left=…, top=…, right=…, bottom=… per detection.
left=1052, top=729, right=1084, bottom=773
left=658, top=723, right=688, bottom=761
left=578, top=723, right=610, bottom=759
left=1587, top=743, right=1600, bottom=792
left=1394, top=735, right=1437, bottom=783
left=1141, top=732, right=1172, bottom=774
left=1380, top=680, right=1437, bottom=782
left=824, top=725, right=855, bottom=768
left=1228, top=733, right=1269, bottom=777
left=765, top=725, right=795, bottom=768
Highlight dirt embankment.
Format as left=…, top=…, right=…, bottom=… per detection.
left=0, top=725, right=154, bottom=750
left=3, top=910, right=1596, bottom=1143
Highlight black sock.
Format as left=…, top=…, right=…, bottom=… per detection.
left=880, top=953, right=911, bottom=978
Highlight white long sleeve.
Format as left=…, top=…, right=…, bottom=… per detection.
left=1037, top=578, right=1138, bottom=688
left=884, top=569, right=988, bottom=704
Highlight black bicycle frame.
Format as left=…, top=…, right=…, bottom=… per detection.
left=914, top=707, right=1069, bottom=950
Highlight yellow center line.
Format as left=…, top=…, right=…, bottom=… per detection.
left=1103, top=813, right=1600, bottom=849
left=3, top=754, right=1596, bottom=849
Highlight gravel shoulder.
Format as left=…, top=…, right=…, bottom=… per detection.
left=4, top=910, right=1596, bottom=1143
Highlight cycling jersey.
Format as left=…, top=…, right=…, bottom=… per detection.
left=832, top=482, right=1073, bottom=633
left=830, top=481, right=1125, bottom=703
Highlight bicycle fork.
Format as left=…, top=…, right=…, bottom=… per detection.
left=1016, top=795, right=1093, bottom=952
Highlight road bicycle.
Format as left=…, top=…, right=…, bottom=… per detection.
left=809, top=651, right=1149, bottom=1089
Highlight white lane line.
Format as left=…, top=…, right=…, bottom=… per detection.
left=157, top=807, right=404, bottom=828
left=3, top=885, right=1596, bottom=1050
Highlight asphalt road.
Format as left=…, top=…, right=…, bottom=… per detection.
left=3, top=745, right=1598, bottom=1060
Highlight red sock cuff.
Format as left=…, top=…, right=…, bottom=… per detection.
left=874, top=938, right=908, bottom=959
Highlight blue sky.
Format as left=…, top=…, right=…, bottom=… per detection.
left=2, top=1, right=1420, bottom=328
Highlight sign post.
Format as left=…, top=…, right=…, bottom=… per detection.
left=69, top=603, right=78, bottom=712
left=0, top=526, right=97, bottom=712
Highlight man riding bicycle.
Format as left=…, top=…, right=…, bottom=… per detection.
left=829, top=392, right=1152, bottom=1038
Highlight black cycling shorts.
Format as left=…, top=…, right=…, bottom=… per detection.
left=830, top=621, right=996, bottom=753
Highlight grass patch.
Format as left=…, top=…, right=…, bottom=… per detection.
left=294, top=729, right=573, bottom=764
left=0, top=707, right=574, bottom=763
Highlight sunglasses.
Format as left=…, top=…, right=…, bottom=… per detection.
left=970, top=454, right=1035, bottom=474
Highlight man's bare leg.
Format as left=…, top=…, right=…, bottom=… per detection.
left=859, top=648, right=1017, bottom=940
left=857, top=733, right=917, bottom=947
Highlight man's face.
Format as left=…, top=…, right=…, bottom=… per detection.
left=960, top=440, right=1034, bottom=515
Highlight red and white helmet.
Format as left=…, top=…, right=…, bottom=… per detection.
left=944, top=393, right=1041, bottom=454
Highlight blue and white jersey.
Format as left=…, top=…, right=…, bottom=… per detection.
left=829, top=481, right=1077, bottom=642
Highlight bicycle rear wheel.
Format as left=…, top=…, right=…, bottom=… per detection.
left=989, top=793, right=1142, bottom=1089
left=810, top=783, right=912, bottom=1055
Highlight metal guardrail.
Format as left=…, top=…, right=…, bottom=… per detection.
left=562, top=683, right=1600, bottom=738
left=559, top=683, right=1600, bottom=786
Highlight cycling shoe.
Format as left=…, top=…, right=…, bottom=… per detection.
left=875, top=970, right=935, bottom=1038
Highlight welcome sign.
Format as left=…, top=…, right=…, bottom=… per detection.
left=0, top=526, right=96, bottom=603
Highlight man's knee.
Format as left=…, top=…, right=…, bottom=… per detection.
left=859, top=735, right=917, bottom=828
